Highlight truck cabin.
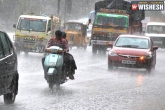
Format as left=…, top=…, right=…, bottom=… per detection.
left=65, top=21, right=87, bottom=35
left=94, top=12, right=129, bottom=28
left=14, top=15, right=60, bottom=33
left=16, top=16, right=48, bottom=32
left=93, top=9, right=129, bottom=29
left=65, top=23, right=82, bottom=32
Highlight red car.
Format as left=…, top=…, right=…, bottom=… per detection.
left=108, top=34, right=158, bottom=72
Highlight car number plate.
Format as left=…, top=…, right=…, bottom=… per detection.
left=122, top=60, right=136, bottom=64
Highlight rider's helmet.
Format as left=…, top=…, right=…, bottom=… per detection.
left=55, top=30, right=62, bottom=39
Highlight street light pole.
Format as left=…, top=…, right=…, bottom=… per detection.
left=57, top=0, right=60, bottom=15
left=64, top=0, right=67, bottom=22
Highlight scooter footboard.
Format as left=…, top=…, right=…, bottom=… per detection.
left=47, top=68, right=58, bottom=75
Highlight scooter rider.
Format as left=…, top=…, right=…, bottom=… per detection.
left=61, top=31, right=77, bottom=77
left=42, top=30, right=77, bottom=80
left=62, top=31, right=67, bottom=39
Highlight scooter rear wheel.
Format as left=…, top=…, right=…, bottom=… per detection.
left=49, top=83, right=53, bottom=89
left=55, top=74, right=61, bottom=87
left=48, top=76, right=54, bottom=89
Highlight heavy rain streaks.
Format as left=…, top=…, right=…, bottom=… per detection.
left=1, top=0, right=165, bottom=109
left=1, top=33, right=165, bottom=109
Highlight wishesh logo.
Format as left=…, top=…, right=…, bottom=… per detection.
left=132, top=3, right=138, bottom=10
left=131, top=1, right=164, bottom=11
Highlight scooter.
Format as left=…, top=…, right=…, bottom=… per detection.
left=43, top=46, right=68, bottom=89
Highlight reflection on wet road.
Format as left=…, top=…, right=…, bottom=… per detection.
left=1, top=35, right=165, bottom=109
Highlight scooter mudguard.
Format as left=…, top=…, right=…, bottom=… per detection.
left=47, top=68, right=58, bottom=75
left=44, top=54, right=63, bottom=67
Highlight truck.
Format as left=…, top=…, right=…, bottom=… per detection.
left=145, top=22, right=165, bottom=48
left=13, top=14, right=61, bottom=55
left=89, top=0, right=145, bottom=54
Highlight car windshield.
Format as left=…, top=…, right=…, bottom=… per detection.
left=94, top=13, right=129, bottom=28
left=115, top=37, right=149, bottom=49
left=17, top=17, right=47, bottom=32
left=65, top=23, right=82, bottom=31
left=147, top=25, right=165, bottom=34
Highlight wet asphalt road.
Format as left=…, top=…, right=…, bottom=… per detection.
left=0, top=33, right=165, bottom=110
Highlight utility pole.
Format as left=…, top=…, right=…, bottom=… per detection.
left=57, top=0, right=60, bottom=15
left=64, top=0, right=67, bottom=22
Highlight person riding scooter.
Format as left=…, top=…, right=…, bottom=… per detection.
left=61, top=31, right=77, bottom=76
left=42, top=30, right=77, bottom=80
left=62, top=31, right=67, bottom=39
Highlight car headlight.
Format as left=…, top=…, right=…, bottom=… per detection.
left=145, top=54, right=152, bottom=59
left=108, top=51, right=117, bottom=56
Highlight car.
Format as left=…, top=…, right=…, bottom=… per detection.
left=0, top=30, right=19, bottom=104
left=108, top=34, right=158, bottom=72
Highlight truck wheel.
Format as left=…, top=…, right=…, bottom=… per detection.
left=84, top=45, right=87, bottom=50
left=92, top=45, right=97, bottom=54
left=103, top=47, right=107, bottom=54
left=4, top=77, right=17, bottom=104
left=24, top=51, right=28, bottom=55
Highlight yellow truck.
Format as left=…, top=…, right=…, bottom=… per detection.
left=13, top=14, right=61, bottom=54
left=89, top=0, right=144, bottom=54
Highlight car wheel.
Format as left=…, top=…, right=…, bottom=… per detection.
left=4, top=78, right=17, bottom=104
left=146, top=67, right=152, bottom=73
left=108, top=62, right=113, bottom=70
left=92, top=45, right=97, bottom=54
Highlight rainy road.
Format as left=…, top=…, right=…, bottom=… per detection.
left=1, top=33, right=165, bottom=110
